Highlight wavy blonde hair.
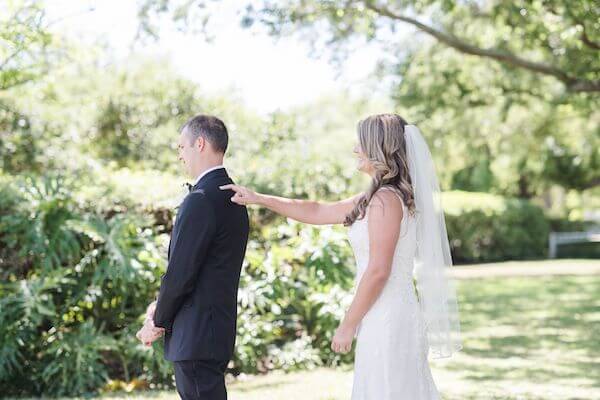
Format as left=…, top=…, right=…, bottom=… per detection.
left=344, top=113, right=416, bottom=226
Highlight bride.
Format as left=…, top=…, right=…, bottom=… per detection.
left=220, top=113, right=462, bottom=399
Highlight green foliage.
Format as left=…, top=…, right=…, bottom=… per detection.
left=443, top=191, right=551, bottom=262
left=139, top=0, right=600, bottom=93
left=90, top=63, right=198, bottom=167
left=234, top=221, right=356, bottom=373
left=541, top=134, right=600, bottom=191
left=394, top=43, right=600, bottom=196
left=251, top=0, right=600, bottom=93
left=0, top=173, right=352, bottom=395
left=0, top=175, right=172, bottom=397
left=0, top=0, right=54, bottom=91
left=0, top=171, right=359, bottom=396
left=451, top=152, right=495, bottom=192
left=40, top=321, right=116, bottom=396
left=0, top=103, right=39, bottom=173
left=0, top=176, right=81, bottom=273
left=138, top=0, right=600, bottom=195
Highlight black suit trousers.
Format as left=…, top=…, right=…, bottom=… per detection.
left=173, top=359, right=228, bottom=400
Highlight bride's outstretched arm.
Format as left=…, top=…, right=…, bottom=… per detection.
left=219, top=184, right=361, bottom=225
left=331, top=190, right=403, bottom=353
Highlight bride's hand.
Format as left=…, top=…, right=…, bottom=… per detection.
left=331, top=323, right=355, bottom=354
left=219, top=184, right=261, bottom=205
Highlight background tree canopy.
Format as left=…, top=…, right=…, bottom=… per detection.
left=139, top=0, right=600, bottom=196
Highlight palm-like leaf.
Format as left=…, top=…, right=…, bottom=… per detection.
left=68, top=214, right=153, bottom=286
left=0, top=175, right=81, bottom=275
left=0, top=270, right=66, bottom=380
left=40, top=320, right=117, bottom=396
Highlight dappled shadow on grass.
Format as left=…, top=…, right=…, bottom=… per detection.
left=448, top=359, right=599, bottom=385
left=449, top=275, right=600, bottom=391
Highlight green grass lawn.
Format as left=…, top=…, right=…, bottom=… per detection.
left=19, top=260, right=600, bottom=400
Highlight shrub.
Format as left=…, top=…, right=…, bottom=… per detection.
left=443, top=191, right=550, bottom=263
left=0, top=175, right=172, bottom=397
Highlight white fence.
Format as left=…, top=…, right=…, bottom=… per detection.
left=548, top=230, right=600, bottom=258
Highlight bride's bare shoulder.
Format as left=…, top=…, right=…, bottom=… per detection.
left=369, top=186, right=404, bottom=216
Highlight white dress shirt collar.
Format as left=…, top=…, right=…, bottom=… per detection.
left=193, top=165, right=225, bottom=186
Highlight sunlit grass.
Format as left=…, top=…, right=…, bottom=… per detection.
left=432, top=272, right=600, bottom=399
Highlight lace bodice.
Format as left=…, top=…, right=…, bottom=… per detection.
left=347, top=187, right=418, bottom=285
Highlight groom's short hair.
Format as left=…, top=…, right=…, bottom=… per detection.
left=181, top=114, right=228, bottom=154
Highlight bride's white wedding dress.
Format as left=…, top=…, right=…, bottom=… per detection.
left=347, top=186, right=441, bottom=400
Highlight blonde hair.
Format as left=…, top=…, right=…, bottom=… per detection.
left=344, top=113, right=416, bottom=226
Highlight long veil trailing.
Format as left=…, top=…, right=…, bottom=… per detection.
left=404, top=124, right=463, bottom=358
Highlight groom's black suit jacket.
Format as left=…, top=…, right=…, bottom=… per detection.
left=153, top=168, right=249, bottom=362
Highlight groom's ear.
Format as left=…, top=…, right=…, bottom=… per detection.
left=194, top=135, right=206, bottom=152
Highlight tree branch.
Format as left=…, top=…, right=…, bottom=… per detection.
left=579, top=23, right=600, bottom=50
left=564, top=5, right=600, bottom=51
left=364, top=2, right=600, bottom=93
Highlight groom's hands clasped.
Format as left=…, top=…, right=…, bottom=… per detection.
left=136, top=300, right=165, bottom=347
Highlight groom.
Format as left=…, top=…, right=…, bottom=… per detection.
left=136, top=115, right=250, bottom=399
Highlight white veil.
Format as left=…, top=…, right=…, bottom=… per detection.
left=405, top=124, right=463, bottom=359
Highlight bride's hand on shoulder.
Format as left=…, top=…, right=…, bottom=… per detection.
left=219, top=184, right=261, bottom=205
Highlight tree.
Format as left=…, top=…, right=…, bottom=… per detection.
left=0, top=0, right=65, bottom=174
left=0, top=0, right=54, bottom=92
left=393, top=42, right=599, bottom=196
left=137, top=0, right=599, bottom=195
left=138, top=1, right=600, bottom=94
